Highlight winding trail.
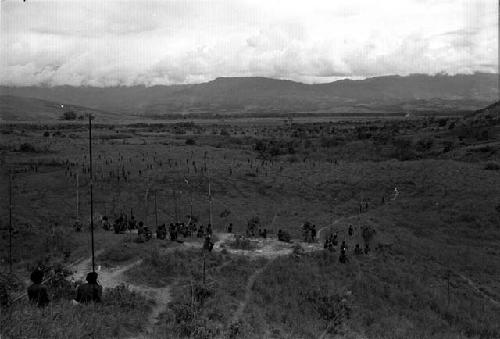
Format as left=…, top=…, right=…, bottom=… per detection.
left=230, top=259, right=275, bottom=325
left=455, top=272, right=500, bottom=307
left=69, top=254, right=172, bottom=337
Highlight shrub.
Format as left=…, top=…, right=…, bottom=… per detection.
left=185, top=138, right=196, bottom=145
left=392, top=138, right=416, bottom=160
left=278, top=230, right=291, bottom=242
left=320, top=136, right=342, bottom=148
left=60, top=111, right=77, bottom=120
left=416, top=137, right=434, bottom=152
left=18, top=143, right=37, bottom=152
left=484, top=162, right=500, bottom=171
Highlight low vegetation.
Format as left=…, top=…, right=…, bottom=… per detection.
left=1, top=104, right=499, bottom=338
left=1, top=285, right=152, bottom=339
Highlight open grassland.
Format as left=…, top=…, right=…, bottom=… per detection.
left=1, top=110, right=500, bottom=338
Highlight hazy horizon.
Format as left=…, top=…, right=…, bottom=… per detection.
left=0, top=72, right=498, bottom=89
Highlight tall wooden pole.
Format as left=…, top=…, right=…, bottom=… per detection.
left=144, top=187, right=149, bottom=226
left=189, top=179, right=193, bottom=219
left=208, top=178, right=212, bottom=227
left=9, top=171, right=13, bottom=273
left=76, top=173, right=79, bottom=221
left=89, top=116, right=95, bottom=273
left=155, top=191, right=158, bottom=229
left=174, top=189, right=178, bottom=223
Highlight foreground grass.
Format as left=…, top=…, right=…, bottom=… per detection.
left=244, top=248, right=500, bottom=339
left=123, top=247, right=265, bottom=338
left=0, top=285, right=152, bottom=339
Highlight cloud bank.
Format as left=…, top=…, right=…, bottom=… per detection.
left=0, top=0, right=497, bottom=86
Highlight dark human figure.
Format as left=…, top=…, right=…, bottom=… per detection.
left=143, top=226, right=152, bottom=241
left=102, top=216, right=110, bottom=231
left=339, top=241, right=348, bottom=263
left=157, top=224, right=166, bottom=240
left=73, top=221, right=82, bottom=232
left=340, top=240, right=347, bottom=254
left=364, top=243, right=370, bottom=254
left=75, top=272, right=102, bottom=303
left=128, top=215, right=136, bottom=230
left=138, top=221, right=145, bottom=235
left=354, top=244, right=363, bottom=255
left=332, top=233, right=338, bottom=246
left=339, top=248, right=347, bottom=263
left=203, top=235, right=214, bottom=252
left=113, top=216, right=123, bottom=234
left=311, top=225, right=317, bottom=241
left=207, top=223, right=213, bottom=236
left=262, top=228, right=267, bottom=239
left=197, top=224, right=205, bottom=238
left=348, top=225, right=353, bottom=237
left=27, top=269, right=49, bottom=307
left=227, top=223, right=233, bottom=233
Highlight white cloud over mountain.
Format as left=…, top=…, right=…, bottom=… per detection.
left=0, top=0, right=497, bottom=86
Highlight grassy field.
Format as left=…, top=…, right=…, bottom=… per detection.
left=1, top=107, right=499, bottom=338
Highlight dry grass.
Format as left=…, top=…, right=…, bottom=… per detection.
left=0, top=285, right=152, bottom=339
left=1, top=116, right=499, bottom=338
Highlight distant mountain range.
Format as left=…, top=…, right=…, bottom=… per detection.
left=1, top=73, right=498, bottom=121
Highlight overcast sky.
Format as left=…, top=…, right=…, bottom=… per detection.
left=0, top=0, right=497, bottom=86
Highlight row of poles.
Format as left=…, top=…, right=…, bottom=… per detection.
left=6, top=114, right=229, bottom=276
left=3, top=117, right=93, bottom=274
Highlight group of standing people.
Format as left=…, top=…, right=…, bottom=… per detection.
left=301, top=222, right=317, bottom=242
left=324, top=224, right=372, bottom=263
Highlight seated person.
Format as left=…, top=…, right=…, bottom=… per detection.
left=27, top=269, right=49, bottom=307
left=75, top=272, right=102, bottom=303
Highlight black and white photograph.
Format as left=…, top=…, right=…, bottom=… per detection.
left=0, top=0, right=499, bottom=338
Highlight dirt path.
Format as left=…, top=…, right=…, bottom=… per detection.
left=69, top=256, right=171, bottom=337
left=229, top=259, right=274, bottom=325
left=456, top=272, right=500, bottom=307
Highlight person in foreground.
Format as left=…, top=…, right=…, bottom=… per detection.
left=27, top=269, right=49, bottom=307
left=75, top=272, right=102, bottom=303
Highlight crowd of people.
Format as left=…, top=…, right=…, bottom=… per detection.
left=323, top=224, right=372, bottom=263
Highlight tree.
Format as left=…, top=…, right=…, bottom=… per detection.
left=60, top=111, right=77, bottom=120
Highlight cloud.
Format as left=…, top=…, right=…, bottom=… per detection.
left=0, top=0, right=497, bottom=86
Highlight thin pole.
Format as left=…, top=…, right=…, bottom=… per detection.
left=89, top=116, right=95, bottom=273
left=208, top=178, right=212, bottom=227
left=447, top=271, right=450, bottom=307
left=203, top=254, right=206, bottom=285
left=144, top=187, right=149, bottom=226
left=155, top=191, right=158, bottom=229
left=76, top=173, right=79, bottom=221
left=9, top=171, right=13, bottom=273
left=174, top=189, right=178, bottom=223
left=190, top=182, right=193, bottom=219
